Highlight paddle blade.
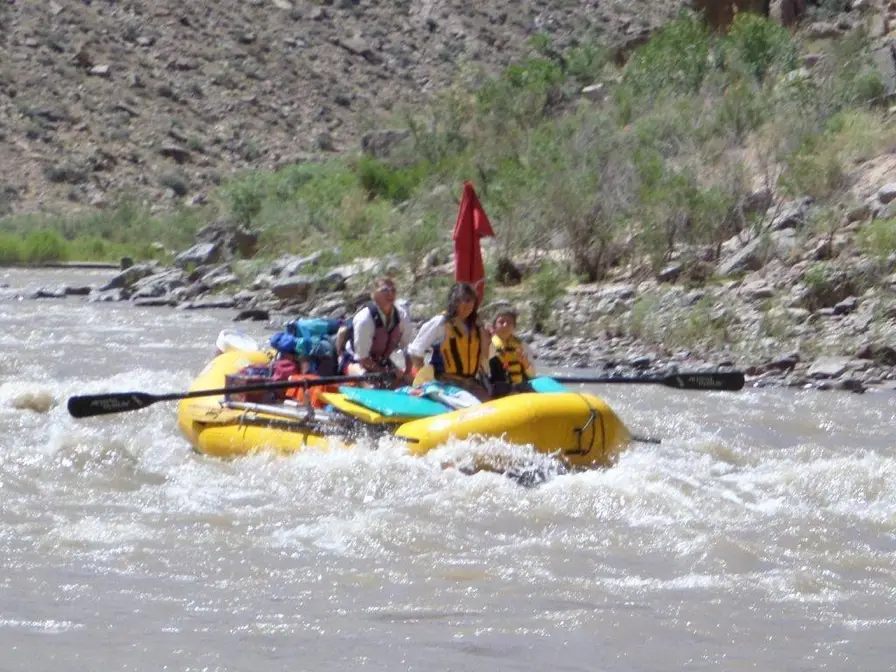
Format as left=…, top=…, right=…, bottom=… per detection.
left=67, top=392, right=158, bottom=418
left=660, top=371, right=745, bottom=391
left=412, top=364, right=435, bottom=387
left=529, top=377, right=567, bottom=393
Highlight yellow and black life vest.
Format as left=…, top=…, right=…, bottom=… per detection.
left=437, top=316, right=482, bottom=378
left=491, top=334, right=530, bottom=384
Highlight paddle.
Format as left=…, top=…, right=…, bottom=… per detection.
left=67, top=373, right=392, bottom=419
left=551, top=370, right=745, bottom=392
left=411, top=364, right=436, bottom=387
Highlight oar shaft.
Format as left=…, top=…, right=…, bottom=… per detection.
left=555, top=376, right=655, bottom=384
left=552, top=371, right=745, bottom=391
left=163, top=373, right=387, bottom=402
left=68, top=373, right=393, bottom=418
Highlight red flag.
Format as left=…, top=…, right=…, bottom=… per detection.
left=453, top=182, right=494, bottom=303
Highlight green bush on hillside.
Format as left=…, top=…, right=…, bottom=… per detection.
left=725, top=12, right=798, bottom=83
left=477, top=35, right=568, bottom=129
left=406, top=89, right=472, bottom=166
left=714, top=78, right=770, bottom=142
left=356, top=156, right=425, bottom=203
left=563, top=42, right=608, bottom=87
left=532, top=261, right=569, bottom=333
left=858, top=219, right=896, bottom=260
left=535, top=111, right=638, bottom=282
left=23, top=229, right=67, bottom=263
left=223, top=173, right=265, bottom=226
left=622, top=11, right=712, bottom=102
left=0, top=198, right=202, bottom=264
left=635, top=148, right=739, bottom=270
left=0, top=234, right=23, bottom=264
left=194, top=20, right=896, bottom=294
left=8, top=9, right=892, bottom=303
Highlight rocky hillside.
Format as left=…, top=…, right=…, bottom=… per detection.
left=6, top=0, right=896, bottom=394
left=0, top=0, right=693, bottom=215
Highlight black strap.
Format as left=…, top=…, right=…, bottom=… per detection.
left=366, top=301, right=383, bottom=329
left=347, top=302, right=400, bottom=351
left=473, top=329, right=482, bottom=376
left=366, top=301, right=400, bottom=333
left=488, top=356, right=508, bottom=384
left=447, top=323, right=467, bottom=376
left=494, top=338, right=528, bottom=382
left=444, top=320, right=481, bottom=378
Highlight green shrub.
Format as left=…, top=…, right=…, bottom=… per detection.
left=778, top=135, right=847, bottom=201
left=756, top=304, right=791, bottom=340
left=270, top=164, right=316, bottom=200
left=823, top=109, right=896, bottom=166
left=67, top=235, right=129, bottom=261
left=803, top=262, right=828, bottom=291
left=564, top=43, right=608, bottom=87
left=159, top=172, right=189, bottom=196
left=472, top=34, right=585, bottom=135
left=635, top=151, right=736, bottom=269
left=0, top=200, right=202, bottom=262
left=0, top=233, right=24, bottom=264
left=406, top=89, right=472, bottom=166
left=356, top=156, right=424, bottom=203
left=713, top=78, right=769, bottom=142
left=521, top=109, right=638, bottom=282
left=23, top=229, right=67, bottom=263
left=797, top=262, right=878, bottom=311
left=664, top=295, right=732, bottom=348
left=329, top=191, right=395, bottom=257
left=858, top=219, right=896, bottom=260
left=396, top=213, right=442, bottom=284
left=223, top=173, right=265, bottom=225
left=623, top=11, right=712, bottom=102
left=43, top=163, right=88, bottom=185
left=627, top=293, right=660, bottom=340
left=816, top=30, right=885, bottom=113
left=531, top=261, right=568, bottom=333
left=632, top=96, right=702, bottom=157
left=724, top=13, right=798, bottom=83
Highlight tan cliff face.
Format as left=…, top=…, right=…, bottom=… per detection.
left=0, top=0, right=694, bottom=215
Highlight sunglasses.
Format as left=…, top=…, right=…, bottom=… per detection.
left=378, top=285, right=397, bottom=294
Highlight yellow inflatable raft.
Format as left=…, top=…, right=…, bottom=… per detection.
left=177, top=350, right=632, bottom=468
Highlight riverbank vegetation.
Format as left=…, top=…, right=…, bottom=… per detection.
left=1, top=12, right=891, bottom=287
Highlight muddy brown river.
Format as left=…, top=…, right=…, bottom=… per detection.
left=1, top=268, right=894, bottom=671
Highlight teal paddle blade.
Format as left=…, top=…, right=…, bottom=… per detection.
left=529, top=377, right=567, bottom=393
left=338, top=386, right=449, bottom=418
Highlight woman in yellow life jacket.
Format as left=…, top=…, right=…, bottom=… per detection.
left=407, top=282, right=491, bottom=400
left=489, top=307, right=536, bottom=386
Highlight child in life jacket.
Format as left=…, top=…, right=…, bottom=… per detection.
left=487, top=305, right=536, bottom=396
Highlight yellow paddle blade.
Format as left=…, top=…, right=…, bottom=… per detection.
left=412, top=364, right=435, bottom=387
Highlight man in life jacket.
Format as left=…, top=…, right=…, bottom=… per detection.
left=487, top=306, right=536, bottom=396
left=340, top=276, right=413, bottom=385
left=407, top=282, right=492, bottom=400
